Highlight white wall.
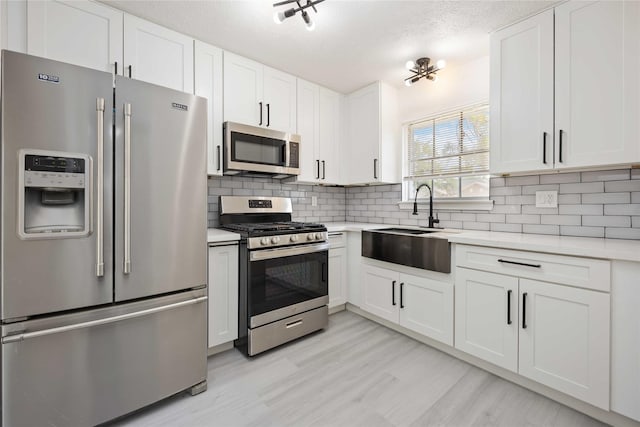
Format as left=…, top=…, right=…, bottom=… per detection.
left=397, top=55, right=489, bottom=123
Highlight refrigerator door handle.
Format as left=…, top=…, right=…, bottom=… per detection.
left=96, top=98, right=105, bottom=277
left=1, top=296, right=208, bottom=344
left=124, top=103, right=132, bottom=274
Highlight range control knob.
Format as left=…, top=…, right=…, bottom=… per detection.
left=271, top=236, right=280, bottom=244
left=317, top=233, right=324, bottom=240
left=290, top=235, right=299, bottom=243
left=307, top=233, right=315, bottom=241
left=260, top=237, right=270, bottom=246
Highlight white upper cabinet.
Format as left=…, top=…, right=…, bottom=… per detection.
left=345, top=81, right=400, bottom=185
left=554, top=0, right=640, bottom=169
left=223, top=51, right=296, bottom=134
left=296, top=79, right=342, bottom=184
left=26, top=0, right=123, bottom=74
left=124, top=15, right=194, bottom=92
left=490, top=10, right=554, bottom=174
left=491, top=1, right=640, bottom=175
left=194, top=41, right=224, bottom=176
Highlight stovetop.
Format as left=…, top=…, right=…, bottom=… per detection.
left=221, top=221, right=326, bottom=236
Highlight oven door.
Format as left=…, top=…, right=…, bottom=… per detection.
left=248, top=242, right=329, bottom=328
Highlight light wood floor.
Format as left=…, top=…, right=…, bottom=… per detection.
left=112, top=310, right=606, bottom=427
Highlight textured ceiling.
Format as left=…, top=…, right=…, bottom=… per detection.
left=101, top=0, right=556, bottom=94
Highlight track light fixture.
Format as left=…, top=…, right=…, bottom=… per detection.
left=273, top=0, right=324, bottom=31
left=404, top=57, right=446, bottom=87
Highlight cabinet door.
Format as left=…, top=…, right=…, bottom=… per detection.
left=346, top=83, right=380, bottom=184
left=123, top=15, right=193, bottom=92
left=555, top=1, right=640, bottom=168
left=519, top=279, right=610, bottom=410
left=208, top=244, right=239, bottom=348
left=296, top=79, right=320, bottom=183
left=455, top=268, right=518, bottom=372
left=263, top=66, right=297, bottom=133
left=318, top=87, right=341, bottom=184
left=489, top=9, right=554, bottom=174
left=26, top=0, right=122, bottom=74
left=361, top=264, right=398, bottom=323
left=223, top=51, right=263, bottom=127
left=195, top=41, right=224, bottom=176
left=328, top=247, right=347, bottom=308
left=398, top=273, right=453, bottom=346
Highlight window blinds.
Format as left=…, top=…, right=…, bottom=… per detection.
left=407, top=104, right=489, bottom=179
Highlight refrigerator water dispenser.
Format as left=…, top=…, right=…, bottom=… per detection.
left=18, top=149, right=91, bottom=239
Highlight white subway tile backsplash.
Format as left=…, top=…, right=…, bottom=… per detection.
left=605, top=228, right=640, bottom=240
left=583, top=216, right=631, bottom=228
left=523, top=224, right=560, bottom=235
left=522, top=184, right=560, bottom=195
left=581, top=192, right=630, bottom=204
left=560, top=226, right=605, bottom=238
left=490, top=186, right=522, bottom=196
left=506, top=214, right=540, bottom=224
left=209, top=168, right=640, bottom=240
left=604, top=204, right=640, bottom=216
left=559, top=182, right=604, bottom=194
left=491, top=223, right=522, bottom=233
left=605, top=180, right=640, bottom=192
left=540, top=172, right=580, bottom=184
left=540, top=215, right=581, bottom=226
left=581, top=169, right=630, bottom=182
left=506, top=175, right=539, bottom=186
left=559, top=204, right=603, bottom=215
left=505, top=195, right=536, bottom=205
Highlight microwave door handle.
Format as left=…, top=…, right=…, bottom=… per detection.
left=285, top=140, right=290, bottom=167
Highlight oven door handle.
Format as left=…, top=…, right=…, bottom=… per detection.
left=249, top=242, right=330, bottom=261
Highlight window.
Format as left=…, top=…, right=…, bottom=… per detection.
left=405, top=104, right=489, bottom=201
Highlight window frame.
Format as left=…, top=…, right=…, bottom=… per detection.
left=402, top=102, right=491, bottom=206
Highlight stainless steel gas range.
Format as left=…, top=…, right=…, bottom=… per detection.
left=219, top=196, right=329, bottom=356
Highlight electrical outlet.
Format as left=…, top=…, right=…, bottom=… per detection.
left=536, top=190, right=558, bottom=208
left=311, top=196, right=318, bottom=207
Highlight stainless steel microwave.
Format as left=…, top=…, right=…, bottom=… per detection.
left=223, top=122, right=300, bottom=178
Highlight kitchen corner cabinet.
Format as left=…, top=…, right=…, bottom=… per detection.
left=361, top=263, right=453, bottom=345
left=207, top=243, right=239, bottom=348
left=345, top=81, right=401, bottom=185
left=123, top=15, right=194, bottom=92
left=328, top=233, right=347, bottom=308
left=490, top=1, right=640, bottom=175
left=455, top=245, right=610, bottom=410
left=223, top=51, right=296, bottom=133
left=296, top=78, right=341, bottom=184
left=25, top=0, right=123, bottom=74
left=195, top=41, right=224, bottom=176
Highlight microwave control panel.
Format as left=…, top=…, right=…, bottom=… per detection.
left=289, top=142, right=299, bottom=168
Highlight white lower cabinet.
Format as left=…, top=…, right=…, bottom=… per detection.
left=207, top=243, right=239, bottom=348
left=361, top=264, right=453, bottom=345
left=328, top=233, right=347, bottom=308
left=455, top=244, right=611, bottom=410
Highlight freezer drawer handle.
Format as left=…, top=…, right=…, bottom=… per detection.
left=2, top=296, right=208, bottom=344
left=96, top=98, right=105, bottom=277
left=124, top=103, right=132, bottom=274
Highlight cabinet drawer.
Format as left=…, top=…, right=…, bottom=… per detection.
left=456, top=245, right=610, bottom=292
left=329, top=232, right=346, bottom=248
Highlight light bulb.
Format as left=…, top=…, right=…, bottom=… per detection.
left=404, top=79, right=413, bottom=87
left=436, top=59, right=446, bottom=69
left=405, top=60, right=415, bottom=70
left=273, top=11, right=285, bottom=24
left=302, top=11, right=315, bottom=31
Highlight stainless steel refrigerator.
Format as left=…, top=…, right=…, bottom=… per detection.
left=0, top=51, right=208, bottom=426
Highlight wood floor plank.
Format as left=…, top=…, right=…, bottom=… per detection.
left=111, top=311, right=606, bottom=427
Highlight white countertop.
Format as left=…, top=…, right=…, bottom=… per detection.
left=322, top=222, right=640, bottom=262
left=207, top=228, right=241, bottom=244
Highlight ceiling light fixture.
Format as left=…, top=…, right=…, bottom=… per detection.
left=273, top=0, right=324, bottom=31
left=404, top=57, right=446, bottom=87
